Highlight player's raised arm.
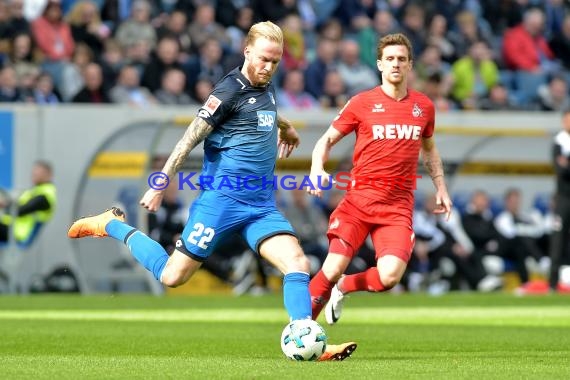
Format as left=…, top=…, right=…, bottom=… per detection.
left=421, top=135, right=452, bottom=220
left=140, top=117, right=214, bottom=212
left=308, top=126, right=345, bottom=198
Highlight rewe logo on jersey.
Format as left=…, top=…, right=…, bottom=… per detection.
left=372, top=124, right=422, bottom=140
left=257, top=110, right=276, bottom=131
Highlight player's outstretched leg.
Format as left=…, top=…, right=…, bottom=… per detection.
left=319, top=341, right=358, bottom=361
left=68, top=207, right=169, bottom=282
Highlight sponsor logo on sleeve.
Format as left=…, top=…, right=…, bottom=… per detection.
left=204, top=95, right=222, bottom=115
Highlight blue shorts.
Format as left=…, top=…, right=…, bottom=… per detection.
left=178, top=191, right=296, bottom=261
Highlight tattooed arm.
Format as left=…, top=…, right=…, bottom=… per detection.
left=421, top=136, right=452, bottom=219
left=140, top=117, right=214, bottom=212
left=161, top=117, right=213, bottom=178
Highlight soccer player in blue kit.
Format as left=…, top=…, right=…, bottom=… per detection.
left=68, top=21, right=356, bottom=361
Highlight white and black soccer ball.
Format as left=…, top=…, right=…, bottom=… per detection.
left=280, top=319, right=327, bottom=361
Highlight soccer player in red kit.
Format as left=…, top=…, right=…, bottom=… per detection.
left=307, top=33, right=453, bottom=327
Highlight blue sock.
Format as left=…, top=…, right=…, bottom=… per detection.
left=283, top=272, right=312, bottom=320
left=106, top=220, right=169, bottom=281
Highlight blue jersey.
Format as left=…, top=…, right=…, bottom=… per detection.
left=196, top=67, right=278, bottom=206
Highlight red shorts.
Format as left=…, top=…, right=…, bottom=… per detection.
left=327, top=192, right=415, bottom=262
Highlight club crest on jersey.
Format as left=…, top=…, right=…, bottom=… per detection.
left=412, top=103, right=423, bottom=118
left=256, top=110, right=276, bottom=131
left=248, top=97, right=257, bottom=104
left=372, top=103, right=385, bottom=112
left=204, top=95, right=222, bottom=115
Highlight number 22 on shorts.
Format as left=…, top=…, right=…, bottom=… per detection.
left=187, top=222, right=215, bottom=249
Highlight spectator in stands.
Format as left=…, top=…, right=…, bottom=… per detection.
left=414, top=44, right=452, bottom=96
left=280, top=13, right=307, bottom=71
left=357, top=9, right=400, bottom=70
left=109, top=63, right=156, bottom=106
left=536, top=74, right=570, bottom=112
left=71, top=62, right=111, bottom=103
left=318, top=69, right=348, bottom=109
left=481, top=0, right=525, bottom=37
left=187, top=3, right=230, bottom=55
left=304, top=0, right=341, bottom=30
left=549, top=108, right=570, bottom=292
left=60, top=42, right=94, bottom=101
left=0, top=65, right=22, bottom=102
left=225, top=6, right=254, bottom=55
left=6, top=33, right=40, bottom=86
left=66, top=0, right=110, bottom=56
left=140, top=35, right=183, bottom=94
left=154, top=67, right=194, bottom=105
left=185, top=37, right=225, bottom=97
left=318, top=17, right=344, bottom=42
left=450, top=40, right=499, bottom=110
left=448, top=10, right=494, bottom=62
left=413, top=193, right=501, bottom=292
left=31, top=0, right=75, bottom=86
left=494, top=187, right=547, bottom=287
left=156, top=10, right=191, bottom=59
left=542, top=0, right=568, bottom=39
left=254, top=0, right=298, bottom=24
left=399, top=2, right=426, bottom=59
left=426, top=14, right=454, bottom=63
left=0, top=1, right=12, bottom=50
left=502, top=7, right=557, bottom=73
left=336, top=38, right=379, bottom=96
left=123, top=39, right=151, bottom=77
left=332, top=0, right=374, bottom=33
left=478, top=83, right=520, bottom=111
left=192, top=77, right=213, bottom=104
left=549, top=13, right=570, bottom=71
left=0, top=160, right=57, bottom=248
left=303, top=36, right=339, bottom=99
left=277, top=68, right=318, bottom=109
left=18, top=69, right=40, bottom=102
left=99, top=38, right=125, bottom=85
left=415, top=193, right=502, bottom=292
left=422, top=73, right=455, bottom=112
left=32, top=71, right=59, bottom=104
left=215, top=0, right=253, bottom=28
left=5, top=0, right=30, bottom=39
left=114, top=0, right=156, bottom=52
left=462, top=190, right=508, bottom=263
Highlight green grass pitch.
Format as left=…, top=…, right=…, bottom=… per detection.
left=0, top=293, right=569, bottom=379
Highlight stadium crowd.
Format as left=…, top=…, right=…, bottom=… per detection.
left=0, top=0, right=569, bottom=110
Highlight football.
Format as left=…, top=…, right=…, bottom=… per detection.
left=280, top=319, right=327, bottom=361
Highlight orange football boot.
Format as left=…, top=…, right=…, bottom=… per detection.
left=318, top=342, right=357, bottom=361
left=68, top=207, right=125, bottom=238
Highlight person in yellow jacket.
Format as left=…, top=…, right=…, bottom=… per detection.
left=0, top=161, right=57, bottom=248
left=450, top=40, right=499, bottom=109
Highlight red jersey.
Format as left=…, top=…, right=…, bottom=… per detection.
left=332, top=86, right=435, bottom=211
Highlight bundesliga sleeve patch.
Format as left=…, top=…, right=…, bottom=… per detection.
left=204, top=95, right=222, bottom=115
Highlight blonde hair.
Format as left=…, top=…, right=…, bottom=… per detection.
left=245, top=21, right=283, bottom=47
left=377, top=33, right=413, bottom=61
left=66, top=0, right=102, bottom=26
